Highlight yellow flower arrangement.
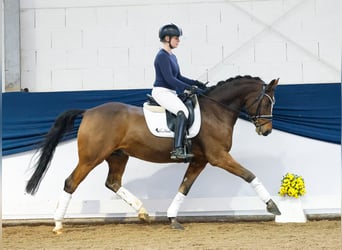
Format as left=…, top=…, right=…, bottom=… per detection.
left=279, top=173, right=306, bottom=198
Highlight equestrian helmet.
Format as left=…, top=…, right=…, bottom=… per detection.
left=159, top=24, right=182, bottom=41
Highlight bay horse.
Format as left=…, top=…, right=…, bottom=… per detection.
left=25, top=75, right=281, bottom=234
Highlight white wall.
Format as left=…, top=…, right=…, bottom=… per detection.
left=19, top=0, right=341, bottom=92
left=2, top=120, right=340, bottom=219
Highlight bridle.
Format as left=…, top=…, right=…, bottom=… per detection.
left=245, top=84, right=275, bottom=128
left=197, top=84, right=275, bottom=127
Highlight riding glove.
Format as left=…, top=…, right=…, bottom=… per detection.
left=194, top=80, right=208, bottom=90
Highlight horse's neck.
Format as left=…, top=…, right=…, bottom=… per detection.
left=210, top=81, right=256, bottom=108
left=201, top=81, right=259, bottom=124
left=199, top=90, right=240, bottom=125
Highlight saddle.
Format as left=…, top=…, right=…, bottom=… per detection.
left=146, top=93, right=196, bottom=131
left=143, top=93, right=201, bottom=138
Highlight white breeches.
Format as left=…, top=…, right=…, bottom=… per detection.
left=152, top=87, right=189, bottom=118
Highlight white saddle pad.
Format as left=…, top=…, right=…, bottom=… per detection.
left=143, top=98, right=201, bottom=138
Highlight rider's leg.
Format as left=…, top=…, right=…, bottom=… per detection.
left=151, top=87, right=189, bottom=118
left=152, top=87, right=193, bottom=159
left=171, top=111, right=194, bottom=159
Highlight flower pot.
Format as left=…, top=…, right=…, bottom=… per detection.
left=275, top=197, right=307, bottom=223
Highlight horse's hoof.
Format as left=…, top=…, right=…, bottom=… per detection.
left=169, top=218, right=184, bottom=230
left=53, top=221, right=63, bottom=234
left=52, top=228, right=63, bottom=235
left=138, top=207, right=150, bottom=223
left=266, top=199, right=281, bottom=215
left=138, top=212, right=150, bottom=223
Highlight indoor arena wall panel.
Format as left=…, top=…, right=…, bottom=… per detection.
left=18, top=0, right=341, bottom=91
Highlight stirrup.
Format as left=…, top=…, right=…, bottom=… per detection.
left=170, top=148, right=194, bottom=160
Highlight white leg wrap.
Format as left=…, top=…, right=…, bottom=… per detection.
left=167, top=192, right=185, bottom=218
left=53, top=221, right=63, bottom=233
left=116, top=187, right=143, bottom=211
left=54, top=190, right=72, bottom=221
left=250, top=177, right=271, bottom=203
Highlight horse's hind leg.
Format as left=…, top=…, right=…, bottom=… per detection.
left=53, top=160, right=101, bottom=234
left=105, top=151, right=149, bottom=222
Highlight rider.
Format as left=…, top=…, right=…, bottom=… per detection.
left=151, top=23, right=206, bottom=160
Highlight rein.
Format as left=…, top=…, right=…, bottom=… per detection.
left=197, top=84, right=275, bottom=127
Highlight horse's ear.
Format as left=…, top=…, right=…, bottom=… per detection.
left=267, top=78, right=279, bottom=91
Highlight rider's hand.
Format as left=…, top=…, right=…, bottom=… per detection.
left=190, top=85, right=199, bottom=95
left=194, top=80, right=208, bottom=90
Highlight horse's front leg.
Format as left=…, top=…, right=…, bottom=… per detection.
left=209, top=152, right=281, bottom=216
left=167, top=161, right=207, bottom=230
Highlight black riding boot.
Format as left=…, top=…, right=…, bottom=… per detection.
left=170, top=111, right=194, bottom=160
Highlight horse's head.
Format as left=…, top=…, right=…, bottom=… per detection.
left=244, top=78, right=279, bottom=136
left=202, top=75, right=278, bottom=136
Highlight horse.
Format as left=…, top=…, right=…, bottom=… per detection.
left=25, top=75, right=281, bottom=234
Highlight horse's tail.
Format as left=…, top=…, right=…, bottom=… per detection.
left=25, top=109, right=85, bottom=195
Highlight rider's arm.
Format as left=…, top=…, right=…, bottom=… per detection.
left=156, top=52, right=193, bottom=92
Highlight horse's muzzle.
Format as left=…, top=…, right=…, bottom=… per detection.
left=255, top=119, right=272, bottom=136
left=256, top=127, right=272, bottom=136
left=262, top=129, right=272, bottom=136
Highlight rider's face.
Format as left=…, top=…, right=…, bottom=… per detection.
left=166, top=36, right=180, bottom=48
left=171, top=36, right=180, bottom=48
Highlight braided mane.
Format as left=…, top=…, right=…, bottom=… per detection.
left=205, top=75, right=263, bottom=94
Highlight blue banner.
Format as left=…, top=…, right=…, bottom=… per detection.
left=2, top=84, right=341, bottom=156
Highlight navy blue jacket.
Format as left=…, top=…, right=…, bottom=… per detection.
left=153, top=49, right=195, bottom=93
